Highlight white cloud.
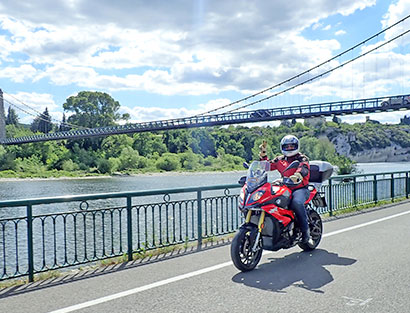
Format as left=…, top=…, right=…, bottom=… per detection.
left=381, top=0, right=410, bottom=48
left=3, top=92, right=60, bottom=124
left=312, top=22, right=323, bottom=30
left=0, top=0, right=378, bottom=96
left=120, top=98, right=237, bottom=123
left=323, top=25, right=331, bottom=31
left=335, top=30, right=346, bottom=36
left=0, top=64, right=37, bottom=82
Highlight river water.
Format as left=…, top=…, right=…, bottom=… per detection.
left=1, top=162, right=410, bottom=202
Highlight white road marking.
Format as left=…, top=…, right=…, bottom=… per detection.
left=48, top=208, right=410, bottom=313
left=342, top=296, right=373, bottom=306
left=323, top=209, right=410, bottom=238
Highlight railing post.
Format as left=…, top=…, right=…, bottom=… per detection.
left=126, top=196, right=133, bottom=261
left=406, top=172, right=409, bottom=199
left=197, top=190, right=202, bottom=249
left=391, top=173, right=395, bottom=202
left=26, top=205, right=34, bottom=282
left=373, top=175, right=378, bottom=203
left=328, top=179, right=333, bottom=216
left=353, top=176, right=357, bottom=207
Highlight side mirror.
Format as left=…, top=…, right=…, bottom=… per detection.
left=243, top=162, right=249, bottom=169
left=238, top=176, right=246, bottom=186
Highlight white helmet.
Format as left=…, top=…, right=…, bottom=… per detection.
left=280, top=135, right=299, bottom=157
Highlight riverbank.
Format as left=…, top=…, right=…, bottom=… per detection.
left=0, top=168, right=247, bottom=182
left=1, top=161, right=409, bottom=182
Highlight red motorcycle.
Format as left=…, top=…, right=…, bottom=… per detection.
left=231, top=160, right=333, bottom=272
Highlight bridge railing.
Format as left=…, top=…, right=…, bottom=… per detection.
left=0, top=170, right=409, bottom=282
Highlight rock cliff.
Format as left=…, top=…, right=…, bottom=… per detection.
left=324, top=124, right=410, bottom=162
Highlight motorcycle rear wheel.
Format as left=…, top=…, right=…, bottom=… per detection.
left=298, top=210, right=322, bottom=251
left=231, top=227, right=262, bottom=272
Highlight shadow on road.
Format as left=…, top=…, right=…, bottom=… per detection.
left=232, top=249, right=356, bottom=293
left=0, top=238, right=231, bottom=299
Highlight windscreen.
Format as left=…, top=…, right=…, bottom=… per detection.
left=246, top=161, right=270, bottom=191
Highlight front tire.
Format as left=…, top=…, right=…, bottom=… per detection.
left=298, top=210, right=322, bottom=251
left=231, top=227, right=262, bottom=272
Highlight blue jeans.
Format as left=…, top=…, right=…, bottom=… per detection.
left=289, top=187, right=310, bottom=234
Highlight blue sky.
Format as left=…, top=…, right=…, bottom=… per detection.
left=0, top=0, right=409, bottom=126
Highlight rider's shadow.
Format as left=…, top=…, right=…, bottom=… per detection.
left=232, top=249, right=356, bottom=293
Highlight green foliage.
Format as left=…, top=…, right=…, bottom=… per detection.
left=61, top=159, right=80, bottom=172
left=63, top=91, right=122, bottom=128
left=5, top=90, right=410, bottom=179
left=0, top=145, right=16, bottom=170
left=156, top=153, right=181, bottom=171
left=101, top=135, right=134, bottom=158
left=97, top=158, right=112, bottom=174
left=330, top=155, right=356, bottom=175
left=15, top=155, right=47, bottom=175
left=6, top=107, right=19, bottom=125
left=180, top=149, right=203, bottom=170
left=133, top=133, right=167, bottom=156
left=300, top=137, right=335, bottom=161
left=118, top=147, right=140, bottom=170
left=31, top=108, right=53, bottom=133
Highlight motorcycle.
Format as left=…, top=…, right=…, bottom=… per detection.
left=231, top=160, right=333, bottom=272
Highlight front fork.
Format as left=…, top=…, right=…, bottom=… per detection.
left=245, top=210, right=265, bottom=252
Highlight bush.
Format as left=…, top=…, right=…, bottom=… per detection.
left=180, top=150, right=202, bottom=170
left=108, top=157, right=121, bottom=172
left=119, top=147, right=140, bottom=170
left=203, top=156, right=215, bottom=167
left=97, top=159, right=112, bottom=174
left=156, top=153, right=181, bottom=171
left=61, top=159, right=80, bottom=172
left=15, top=155, right=46, bottom=174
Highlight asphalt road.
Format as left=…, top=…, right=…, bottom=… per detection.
left=1, top=200, right=410, bottom=313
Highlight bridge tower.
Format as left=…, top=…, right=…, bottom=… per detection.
left=0, top=89, right=6, bottom=140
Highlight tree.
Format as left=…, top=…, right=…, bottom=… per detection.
left=59, top=113, right=71, bottom=132
left=63, top=91, right=126, bottom=128
left=31, top=108, right=52, bottom=133
left=133, top=133, right=167, bottom=156
left=6, top=107, right=19, bottom=125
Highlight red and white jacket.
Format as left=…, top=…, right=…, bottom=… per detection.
left=266, top=153, right=310, bottom=190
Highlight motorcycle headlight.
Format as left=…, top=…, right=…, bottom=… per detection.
left=251, top=190, right=265, bottom=202
left=240, top=188, right=245, bottom=202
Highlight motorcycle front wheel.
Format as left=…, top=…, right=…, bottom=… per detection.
left=230, top=227, right=262, bottom=272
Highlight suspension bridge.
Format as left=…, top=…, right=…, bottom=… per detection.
left=0, top=93, right=409, bottom=145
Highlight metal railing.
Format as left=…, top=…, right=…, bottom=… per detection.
left=1, top=170, right=409, bottom=282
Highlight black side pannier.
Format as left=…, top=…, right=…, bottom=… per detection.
left=312, top=192, right=327, bottom=207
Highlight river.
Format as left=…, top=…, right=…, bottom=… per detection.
left=1, top=162, right=410, bottom=202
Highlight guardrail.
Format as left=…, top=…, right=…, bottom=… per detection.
left=1, top=170, right=409, bottom=282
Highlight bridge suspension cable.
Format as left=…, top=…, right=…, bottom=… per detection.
left=0, top=93, right=89, bottom=130
left=195, top=13, right=410, bottom=116
left=225, top=28, right=410, bottom=113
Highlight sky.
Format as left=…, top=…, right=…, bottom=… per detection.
left=0, top=0, right=410, bottom=127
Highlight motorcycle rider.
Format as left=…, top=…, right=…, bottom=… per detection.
left=259, top=135, right=311, bottom=243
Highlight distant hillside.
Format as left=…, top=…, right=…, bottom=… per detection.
left=322, top=120, right=410, bottom=162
